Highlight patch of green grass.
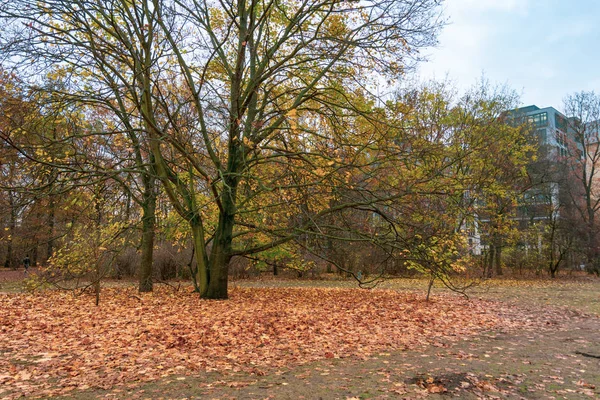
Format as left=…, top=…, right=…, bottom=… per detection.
left=0, top=280, right=24, bottom=293
left=469, top=280, right=600, bottom=315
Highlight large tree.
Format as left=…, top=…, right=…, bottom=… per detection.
left=1, top=0, right=444, bottom=298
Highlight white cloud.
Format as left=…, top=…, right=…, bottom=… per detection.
left=413, top=0, right=600, bottom=109
left=418, top=0, right=518, bottom=85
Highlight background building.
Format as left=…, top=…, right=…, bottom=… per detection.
left=508, top=105, right=574, bottom=159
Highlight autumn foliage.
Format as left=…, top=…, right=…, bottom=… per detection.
left=0, top=286, right=559, bottom=399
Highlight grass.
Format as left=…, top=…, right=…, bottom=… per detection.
left=467, top=278, right=600, bottom=314
left=237, top=274, right=600, bottom=314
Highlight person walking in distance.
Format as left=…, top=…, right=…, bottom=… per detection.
left=23, top=255, right=30, bottom=273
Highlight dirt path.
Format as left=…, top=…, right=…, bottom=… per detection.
left=0, top=267, right=32, bottom=281
left=0, top=267, right=42, bottom=292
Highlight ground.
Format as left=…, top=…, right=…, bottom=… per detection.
left=0, top=269, right=599, bottom=399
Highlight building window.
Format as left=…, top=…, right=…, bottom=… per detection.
left=556, top=131, right=567, bottom=146
left=558, top=147, right=567, bottom=158
left=555, top=114, right=567, bottom=131
left=536, top=128, right=547, bottom=144
left=528, top=112, right=548, bottom=127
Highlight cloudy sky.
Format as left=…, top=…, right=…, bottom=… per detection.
left=415, top=0, right=600, bottom=112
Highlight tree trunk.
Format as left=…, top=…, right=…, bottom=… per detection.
left=125, top=191, right=131, bottom=221
left=94, top=270, right=101, bottom=306
left=548, top=227, right=555, bottom=278
left=94, top=194, right=102, bottom=306
left=205, top=209, right=235, bottom=299
left=426, top=276, right=434, bottom=301
left=5, top=192, right=16, bottom=269
left=326, top=236, right=333, bottom=273
left=486, top=246, right=494, bottom=278
left=32, top=246, right=38, bottom=267
left=586, top=225, right=598, bottom=274
left=206, top=245, right=230, bottom=299
left=190, top=217, right=209, bottom=297
left=494, top=240, right=503, bottom=276
left=46, top=196, right=55, bottom=263
left=138, top=181, right=156, bottom=293
left=203, top=110, right=241, bottom=299
left=204, top=224, right=233, bottom=299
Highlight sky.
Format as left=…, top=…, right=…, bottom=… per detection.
left=415, top=0, right=600, bottom=113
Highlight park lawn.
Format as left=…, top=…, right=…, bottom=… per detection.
left=0, top=275, right=599, bottom=399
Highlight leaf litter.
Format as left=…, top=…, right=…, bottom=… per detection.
left=0, top=286, right=581, bottom=398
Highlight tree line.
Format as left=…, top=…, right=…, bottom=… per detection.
left=0, top=0, right=598, bottom=300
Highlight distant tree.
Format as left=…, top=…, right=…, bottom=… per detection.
left=0, top=70, right=40, bottom=269
left=303, top=81, right=535, bottom=296
left=407, top=82, right=534, bottom=283
left=0, top=70, right=157, bottom=291
left=0, top=144, right=22, bottom=269
left=563, top=91, right=600, bottom=275
left=45, top=182, right=131, bottom=305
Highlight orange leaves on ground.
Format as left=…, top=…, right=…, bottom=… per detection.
left=0, top=287, right=540, bottom=398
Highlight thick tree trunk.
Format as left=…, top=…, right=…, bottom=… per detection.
left=138, top=183, right=156, bottom=293
left=206, top=245, right=230, bottom=299
left=190, top=217, right=209, bottom=297
left=205, top=189, right=237, bottom=299
left=205, top=210, right=235, bottom=299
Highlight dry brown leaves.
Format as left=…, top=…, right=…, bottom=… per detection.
left=0, top=286, right=562, bottom=398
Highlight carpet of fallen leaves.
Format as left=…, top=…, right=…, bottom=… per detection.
left=0, top=286, right=562, bottom=398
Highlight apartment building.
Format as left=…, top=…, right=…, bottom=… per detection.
left=466, top=105, right=579, bottom=256
left=507, top=105, right=575, bottom=159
